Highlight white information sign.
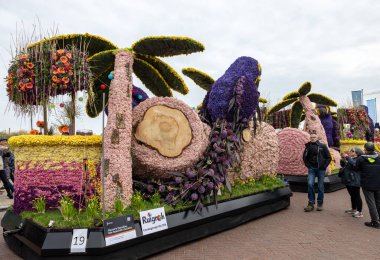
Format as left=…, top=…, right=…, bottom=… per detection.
left=70, top=229, right=88, bottom=253
left=139, top=207, right=168, bottom=235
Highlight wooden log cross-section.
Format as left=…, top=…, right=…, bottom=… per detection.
left=132, top=97, right=210, bottom=180
left=135, top=105, right=192, bottom=157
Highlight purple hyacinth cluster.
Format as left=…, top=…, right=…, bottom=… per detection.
left=200, top=56, right=261, bottom=123
left=317, top=104, right=334, bottom=146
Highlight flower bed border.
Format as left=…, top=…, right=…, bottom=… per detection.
left=2, top=187, right=291, bottom=259
left=284, top=174, right=344, bottom=193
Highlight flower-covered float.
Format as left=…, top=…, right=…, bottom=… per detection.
left=265, top=83, right=344, bottom=192
left=2, top=34, right=291, bottom=259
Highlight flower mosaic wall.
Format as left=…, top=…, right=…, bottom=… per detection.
left=9, top=136, right=102, bottom=214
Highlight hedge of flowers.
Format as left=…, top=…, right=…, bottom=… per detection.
left=9, top=135, right=102, bottom=214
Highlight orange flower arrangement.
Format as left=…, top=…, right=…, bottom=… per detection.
left=62, top=77, right=70, bottom=84
left=36, top=121, right=45, bottom=127
left=58, top=125, right=70, bottom=134
left=29, top=129, right=39, bottom=135
left=13, top=53, right=35, bottom=94
left=26, top=62, right=34, bottom=69
left=60, top=56, right=68, bottom=63
left=51, top=49, right=75, bottom=92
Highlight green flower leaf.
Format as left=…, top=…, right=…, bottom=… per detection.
left=298, top=82, right=312, bottom=96
left=88, top=50, right=115, bottom=76
left=308, top=93, right=337, bottom=106
left=282, top=91, right=300, bottom=100
left=133, top=57, right=172, bottom=97
left=182, top=67, right=215, bottom=91
left=135, top=54, right=188, bottom=94
left=267, top=98, right=298, bottom=115
left=132, top=36, right=205, bottom=57
left=28, top=33, right=117, bottom=57
left=290, top=101, right=303, bottom=128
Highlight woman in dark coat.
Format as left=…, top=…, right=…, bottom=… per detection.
left=340, top=147, right=364, bottom=217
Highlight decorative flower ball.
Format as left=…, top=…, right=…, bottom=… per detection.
left=59, top=103, right=65, bottom=108
left=29, top=129, right=39, bottom=135
left=100, top=84, right=106, bottom=90
left=347, top=132, right=353, bottom=138
left=78, top=97, right=83, bottom=102
left=50, top=104, right=55, bottom=109
left=36, top=121, right=45, bottom=128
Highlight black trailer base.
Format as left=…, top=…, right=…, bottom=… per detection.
left=2, top=187, right=292, bottom=260
left=284, top=174, right=344, bottom=193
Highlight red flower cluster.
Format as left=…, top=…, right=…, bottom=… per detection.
left=51, top=49, right=74, bottom=90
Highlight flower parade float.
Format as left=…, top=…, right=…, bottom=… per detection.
left=266, top=82, right=344, bottom=192
left=2, top=35, right=291, bottom=259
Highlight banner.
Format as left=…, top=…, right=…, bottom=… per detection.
left=366, top=98, right=377, bottom=123
left=352, top=90, right=363, bottom=107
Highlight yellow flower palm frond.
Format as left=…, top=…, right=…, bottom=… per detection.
left=133, top=58, right=172, bottom=97
left=86, top=67, right=112, bottom=118
left=88, top=50, right=115, bottom=76
left=308, top=93, right=337, bottom=107
left=135, top=54, right=188, bottom=95
left=290, top=101, right=303, bottom=128
left=182, top=67, right=215, bottom=91
left=298, top=82, right=312, bottom=96
left=28, top=33, right=117, bottom=57
left=267, top=98, right=298, bottom=115
left=282, top=91, right=300, bottom=100
left=259, top=97, right=268, bottom=103
left=132, top=36, right=205, bottom=57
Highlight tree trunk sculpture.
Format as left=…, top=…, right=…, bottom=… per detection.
left=104, top=50, right=133, bottom=210
left=299, top=95, right=328, bottom=145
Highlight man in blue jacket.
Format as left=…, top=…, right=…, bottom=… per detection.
left=303, top=132, right=332, bottom=212
left=347, top=142, right=380, bottom=229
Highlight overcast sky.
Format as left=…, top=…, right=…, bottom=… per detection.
left=1, top=0, right=379, bottom=134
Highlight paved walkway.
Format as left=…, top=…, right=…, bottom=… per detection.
left=1, top=189, right=380, bottom=259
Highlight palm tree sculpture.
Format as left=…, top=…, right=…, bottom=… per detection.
left=267, top=82, right=337, bottom=145
left=86, top=37, right=205, bottom=117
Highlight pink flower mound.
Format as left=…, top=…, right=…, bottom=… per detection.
left=230, top=122, right=279, bottom=180
left=277, top=128, right=309, bottom=175
left=132, top=97, right=209, bottom=179
left=104, top=51, right=134, bottom=210
left=13, top=161, right=100, bottom=214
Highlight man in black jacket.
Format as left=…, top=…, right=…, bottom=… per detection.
left=346, top=142, right=380, bottom=229
left=303, top=132, right=332, bottom=212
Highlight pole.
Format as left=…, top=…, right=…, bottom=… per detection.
left=101, top=92, right=106, bottom=220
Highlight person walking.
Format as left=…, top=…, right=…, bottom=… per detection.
left=0, top=138, right=15, bottom=183
left=303, top=132, right=332, bottom=212
left=346, top=142, right=380, bottom=229
left=340, top=147, right=364, bottom=218
left=0, top=138, right=14, bottom=199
